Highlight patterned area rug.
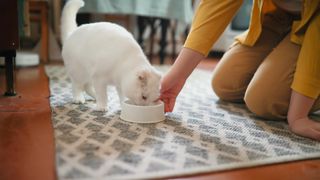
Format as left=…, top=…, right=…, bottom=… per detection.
left=46, top=65, right=320, bottom=180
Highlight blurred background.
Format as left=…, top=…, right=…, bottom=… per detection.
left=0, top=0, right=252, bottom=66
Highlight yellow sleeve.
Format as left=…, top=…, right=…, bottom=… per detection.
left=184, top=0, right=244, bottom=56
left=291, top=11, right=320, bottom=99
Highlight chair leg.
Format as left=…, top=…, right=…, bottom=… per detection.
left=171, top=20, right=177, bottom=63
left=159, top=19, right=169, bottom=65
left=4, top=50, right=16, bottom=96
left=137, top=16, right=147, bottom=51
left=148, top=18, right=156, bottom=62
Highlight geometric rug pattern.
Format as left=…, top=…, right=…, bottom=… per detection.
left=45, top=65, right=320, bottom=180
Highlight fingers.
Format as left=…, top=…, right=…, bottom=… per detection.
left=160, top=96, right=176, bottom=112
left=159, top=93, right=171, bottom=112
left=156, top=97, right=170, bottom=112
left=298, top=127, right=320, bottom=141
left=289, top=118, right=320, bottom=141
left=159, top=78, right=180, bottom=113
left=308, top=122, right=320, bottom=140
left=168, top=98, right=176, bottom=112
left=308, top=128, right=320, bottom=141
left=163, top=98, right=172, bottom=112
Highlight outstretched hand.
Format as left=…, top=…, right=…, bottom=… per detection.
left=159, top=47, right=205, bottom=112
left=289, top=117, right=320, bottom=141
left=160, top=75, right=186, bottom=112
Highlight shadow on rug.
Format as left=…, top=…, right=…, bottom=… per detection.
left=45, top=65, right=320, bottom=180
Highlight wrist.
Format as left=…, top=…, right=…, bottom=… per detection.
left=287, top=90, right=315, bottom=124
left=288, top=115, right=306, bottom=125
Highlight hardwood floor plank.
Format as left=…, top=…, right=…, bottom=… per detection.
left=0, top=65, right=56, bottom=180
left=0, top=109, right=56, bottom=180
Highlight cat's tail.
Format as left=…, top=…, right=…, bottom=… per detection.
left=61, top=0, right=84, bottom=45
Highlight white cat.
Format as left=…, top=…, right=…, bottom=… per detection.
left=61, top=0, right=162, bottom=111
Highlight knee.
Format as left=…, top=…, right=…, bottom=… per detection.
left=211, top=71, right=244, bottom=103
left=211, top=73, right=227, bottom=100
left=244, top=83, right=288, bottom=120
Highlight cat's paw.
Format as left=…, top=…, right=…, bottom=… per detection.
left=73, top=97, right=85, bottom=104
left=93, top=105, right=106, bottom=112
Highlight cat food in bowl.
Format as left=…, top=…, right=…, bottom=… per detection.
left=120, top=100, right=165, bottom=123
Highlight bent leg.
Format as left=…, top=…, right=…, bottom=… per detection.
left=245, top=9, right=320, bottom=120
left=212, top=8, right=293, bottom=102
left=244, top=34, right=300, bottom=120
left=211, top=27, right=286, bottom=102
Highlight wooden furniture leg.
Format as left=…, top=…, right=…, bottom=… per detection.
left=137, top=16, right=148, bottom=51
left=30, top=0, right=49, bottom=63
left=148, top=18, right=156, bottom=62
left=137, top=17, right=158, bottom=62
left=171, top=20, right=177, bottom=63
left=159, top=18, right=170, bottom=64
left=0, top=0, right=18, bottom=96
left=137, top=16, right=177, bottom=64
left=1, top=50, right=16, bottom=96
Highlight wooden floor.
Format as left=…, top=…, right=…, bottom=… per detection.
left=0, top=57, right=319, bottom=180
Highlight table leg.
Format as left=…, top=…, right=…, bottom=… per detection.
left=148, top=18, right=156, bottom=62
left=4, top=50, right=16, bottom=96
left=137, top=16, right=147, bottom=50
left=171, top=20, right=177, bottom=63
left=159, top=19, right=169, bottom=64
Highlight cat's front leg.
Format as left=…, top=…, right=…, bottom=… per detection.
left=72, top=82, right=85, bottom=104
left=116, top=86, right=124, bottom=103
left=93, top=81, right=107, bottom=111
left=85, top=83, right=96, bottom=101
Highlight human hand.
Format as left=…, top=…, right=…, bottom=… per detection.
left=288, top=117, right=320, bottom=141
left=159, top=48, right=205, bottom=112
left=160, top=74, right=186, bottom=112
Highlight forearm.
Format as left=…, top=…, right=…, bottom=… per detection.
left=160, top=48, right=205, bottom=112
left=287, top=90, right=315, bottom=123
left=167, top=47, right=205, bottom=82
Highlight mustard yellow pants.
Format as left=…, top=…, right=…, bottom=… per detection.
left=211, top=9, right=320, bottom=120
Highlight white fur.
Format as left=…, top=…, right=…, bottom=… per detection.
left=61, top=0, right=162, bottom=111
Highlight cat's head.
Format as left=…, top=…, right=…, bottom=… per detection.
left=123, top=67, right=162, bottom=106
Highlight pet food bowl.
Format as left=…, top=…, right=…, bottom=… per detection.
left=120, top=100, right=165, bottom=123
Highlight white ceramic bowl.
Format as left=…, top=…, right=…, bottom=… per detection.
left=120, top=100, right=165, bottom=123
